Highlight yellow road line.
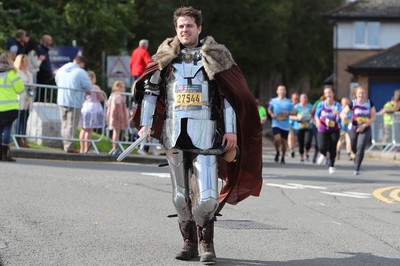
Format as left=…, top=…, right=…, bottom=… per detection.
left=372, top=186, right=400, bottom=204
left=389, top=188, right=400, bottom=202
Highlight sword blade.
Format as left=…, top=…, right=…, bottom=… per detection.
left=116, top=127, right=148, bottom=162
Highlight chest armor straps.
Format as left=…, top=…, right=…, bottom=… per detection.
left=163, top=48, right=216, bottom=150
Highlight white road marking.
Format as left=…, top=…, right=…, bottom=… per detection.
left=263, top=175, right=281, bottom=178
left=141, top=173, right=170, bottom=178
left=344, top=192, right=372, bottom=196
left=286, top=183, right=327, bottom=190
left=320, top=191, right=371, bottom=199
left=265, top=183, right=300, bottom=189
left=307, top=202, right=326, bottom=206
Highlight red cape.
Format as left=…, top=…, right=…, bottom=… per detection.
left=133, top=61, right=263, bottom=212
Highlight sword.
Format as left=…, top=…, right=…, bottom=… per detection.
left=117, top=126, right=149, bottom=162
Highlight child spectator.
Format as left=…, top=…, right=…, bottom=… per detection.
left=106, top=80, right=129, bottom=156
left=79, top=71, right=105, bottom=153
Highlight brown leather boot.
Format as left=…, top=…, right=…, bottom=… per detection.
left=198, top=222, right=216, bottom=264
left=175, top=220, right=198, bottom=260
left=2, top=145, right=16, bottom=162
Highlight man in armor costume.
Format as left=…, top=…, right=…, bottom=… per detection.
left=132, top=6, right=262, bottom=264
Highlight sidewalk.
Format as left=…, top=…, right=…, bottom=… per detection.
left=10, top=137, right=398, bottom=164
left=11, top=148, right=167, bottom=165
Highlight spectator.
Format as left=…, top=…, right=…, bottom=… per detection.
left=0, top=51, right=25, bottom=161
left=79, top=71, right=105, bottom=153
left=56, top=56, right=92, bottom=153
left=130, top=39, right=151, bottom=154
left=268, top=85, right=295, bottom=164
left=24, top=35, right=43, bottom=84
left=13, top=54, right=34, bottom=148
left=129, top=39, right=150, bottom=84
left=341, top=86, right=376, bottom=175
left=106, top=80, right=129, bottom=156
left=37, top=34, right=53, bottom=101
left=6, top=29, right=27, bottom=57
left=379, top=89, right=400, bottom=144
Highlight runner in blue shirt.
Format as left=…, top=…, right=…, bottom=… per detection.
left=268, top=85, right=295, bottom=164
left=290, top=93, right=313, bottom=163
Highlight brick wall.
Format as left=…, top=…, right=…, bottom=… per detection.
left=334, top=49, right=381, bottom=99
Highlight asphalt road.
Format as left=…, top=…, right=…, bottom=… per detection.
left=0, top=149, right=399, bottom=265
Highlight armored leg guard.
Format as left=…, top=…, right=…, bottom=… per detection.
left=198, top=221, right=216, bottom=264
left=166, top=149, right=193, bottom=221
left=175, top=220, right=198, bottom=260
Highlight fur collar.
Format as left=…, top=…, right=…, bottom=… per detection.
left=152, top=36, right=236, bottom=80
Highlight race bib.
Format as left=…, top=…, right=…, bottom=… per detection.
left=356, top=117, right=370, bottom=125
left=327, top=120, right=336, bottom=127
left=300, top=122, right=310, bottom=129
left=276, top=114, right=286, bottom=121
left=174, top=84, right=202, bottom=110
left=343, top=118, right=350, bottom=125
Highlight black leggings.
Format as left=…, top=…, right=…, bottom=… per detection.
left=349, top=127, right=371, bottom=171
left=295, top=129, right=313, bottom=155
left=317, top=130, right=340, bottom=167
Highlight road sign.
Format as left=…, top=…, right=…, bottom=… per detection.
left=107, top=56, right=131, bottom=88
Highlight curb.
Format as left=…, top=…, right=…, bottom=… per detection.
left=11, top=148, right=168, bottom=165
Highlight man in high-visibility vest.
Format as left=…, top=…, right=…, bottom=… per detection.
left=379, top=90, right=400, bottom=145
left=0, top=51, right=25, bottom=161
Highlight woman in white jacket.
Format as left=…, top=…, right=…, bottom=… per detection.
left=14, top=54, right=34, bottom=147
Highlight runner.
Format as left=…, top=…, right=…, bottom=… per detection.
left=314, top=86, right=342, bottom=174
left=288, top=92, right=299, bottom=158
left=290, top=93, right=313, bottom=163
left=341, top=86, right=376, bottom=175
left=268, top=85, right=295, bottom=164
left=337, top=97, right=353, bottom=161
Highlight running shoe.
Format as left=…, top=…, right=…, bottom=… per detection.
left=306, top=154, right=310, bottom=161
left=291, top=151, right=295, bottom=158
left=317, top=154, right=325, bottom=165
left=328, top=167, right=336, bottom=174
left=312, top=154, right=317, bottom=164
left=274, top=152, right=280, bottom=162
left=280, top=156, right=285, bottom=164
left=300, top=158, right=305, bottom=163
left=354, top=170, right=359, bottom=176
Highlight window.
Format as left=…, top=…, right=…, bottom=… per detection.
left=354, top=22, right=380, bottom=47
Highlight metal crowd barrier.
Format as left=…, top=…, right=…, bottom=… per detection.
left=11, top=83, right=108, bottom=154
left=11, top=83, right=164, bottom=156
left=105, top=91, right=162, bottom=155
left=368, top=112, right=400, bottom=152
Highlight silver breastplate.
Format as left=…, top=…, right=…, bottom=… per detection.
left=163, top=48, right=216, bottom=150
left=165, top=48, right=211, bottom=119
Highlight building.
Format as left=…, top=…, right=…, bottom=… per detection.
left=326, top=0, right=400, bottom=108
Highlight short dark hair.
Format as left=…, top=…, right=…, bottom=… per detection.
left=74, top=55, right=87, bottom=66
left=16, top=29, right=26, bottom=39
left=173, top=6, right=202, bottom=27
